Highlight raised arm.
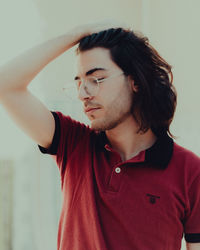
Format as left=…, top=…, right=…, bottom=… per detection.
left=0, top=29, right=84, bottom=149
left=0, top=21, right=122, bottom=149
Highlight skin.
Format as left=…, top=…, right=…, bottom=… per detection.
left=76, top=47, right=157, bottom=161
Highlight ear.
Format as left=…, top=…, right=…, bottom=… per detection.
left=128, top=76, right=138, bottom=92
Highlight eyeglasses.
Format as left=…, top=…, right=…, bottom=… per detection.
left=62, top=71, right=124, bottom=99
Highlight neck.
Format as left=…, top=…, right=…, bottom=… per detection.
left=105, top=116, right=157, bottom=162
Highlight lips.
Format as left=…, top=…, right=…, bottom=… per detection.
left=84, top=107, right=101, bottom=113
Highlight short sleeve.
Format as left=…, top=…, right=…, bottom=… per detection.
left=37, top=110, right=91, bottom=176
left=184, top=175, right=200, bottom=243
left=38, top=111, right=60, bottom=155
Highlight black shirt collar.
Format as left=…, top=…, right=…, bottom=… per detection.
left=145, top=133, right=174, bottom=169
left=97, top=131, right=174, bottom=169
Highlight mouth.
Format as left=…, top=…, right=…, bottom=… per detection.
left=84, top=107, right=101, bottom=114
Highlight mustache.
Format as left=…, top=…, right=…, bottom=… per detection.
left=84, top=101, right=102, bottom=108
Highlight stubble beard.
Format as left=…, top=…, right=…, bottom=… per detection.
left=90, top=101, right=132, bottom=132
left=89, top=79, right=134, bottom=131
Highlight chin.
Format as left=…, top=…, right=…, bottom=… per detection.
left=90, top=120, right=105, bottom=131
left=90, top=117, right=118, bottom=131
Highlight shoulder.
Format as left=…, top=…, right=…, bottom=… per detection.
left=53, top=110, right=91, bottom=133
left=53, top=111, right=87, bottom=128
left=172, top=142, right=200, bottom=176
left=173, top=142, right=200, bottom=163
left=52, top=110, right=99, bottom=140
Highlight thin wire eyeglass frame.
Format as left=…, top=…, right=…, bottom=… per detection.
left=62, top=71, right=125, bottom=99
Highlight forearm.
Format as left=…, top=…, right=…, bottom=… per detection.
left=0, top=20, right=123, bottom=99
left=0, top=30, right=81, bottom=97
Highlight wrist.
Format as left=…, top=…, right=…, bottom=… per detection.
left=68, top=26, right=90, bottom=44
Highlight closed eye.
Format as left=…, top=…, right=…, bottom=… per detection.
left=97, top=78, right=105, bottom=82
left=89, top=77, right=105, bottom=84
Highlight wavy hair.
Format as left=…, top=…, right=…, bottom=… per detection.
left=76, top=28, right=177, bottom=137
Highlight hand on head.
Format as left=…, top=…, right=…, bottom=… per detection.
left=71, top=19, right=129, bottom=44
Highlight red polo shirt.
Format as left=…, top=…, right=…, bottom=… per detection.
left=38, top=111, right=200, bottom=250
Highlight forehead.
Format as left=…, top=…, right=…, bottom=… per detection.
left=76, top=47, right=120, bottom=76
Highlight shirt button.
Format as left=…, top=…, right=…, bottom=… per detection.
left=115, top=167, right=121, bottom=173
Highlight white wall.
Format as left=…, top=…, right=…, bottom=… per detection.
left=141, top=0, right=200, bottom=155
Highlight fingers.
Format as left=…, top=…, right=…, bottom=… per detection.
left=69, top=20, right=130, bottom=46
left=72, top=19, right=129, bottom=39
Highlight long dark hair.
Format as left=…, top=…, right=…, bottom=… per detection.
left=76, top=28, right=177, bottom=138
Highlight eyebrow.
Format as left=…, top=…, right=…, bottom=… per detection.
left=74, top=67, right=107, bottom=80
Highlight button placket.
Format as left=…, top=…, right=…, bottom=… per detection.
left=107, top=164, right=124, bottom=192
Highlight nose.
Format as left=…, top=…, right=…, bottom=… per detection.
left=78, top=82, right=93, bottom=101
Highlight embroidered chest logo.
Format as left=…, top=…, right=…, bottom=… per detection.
left=146, top=193, right=160, bottom=204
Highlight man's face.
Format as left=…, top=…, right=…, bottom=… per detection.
left=76, top=47, right=134, bottom=131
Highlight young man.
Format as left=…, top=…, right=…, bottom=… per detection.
left=0, top=23, right=200, bottom=250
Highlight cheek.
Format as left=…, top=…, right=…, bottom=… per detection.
left=98, top=81, right=133, bottom=108
left=98, top=84, right=121, bottom=103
